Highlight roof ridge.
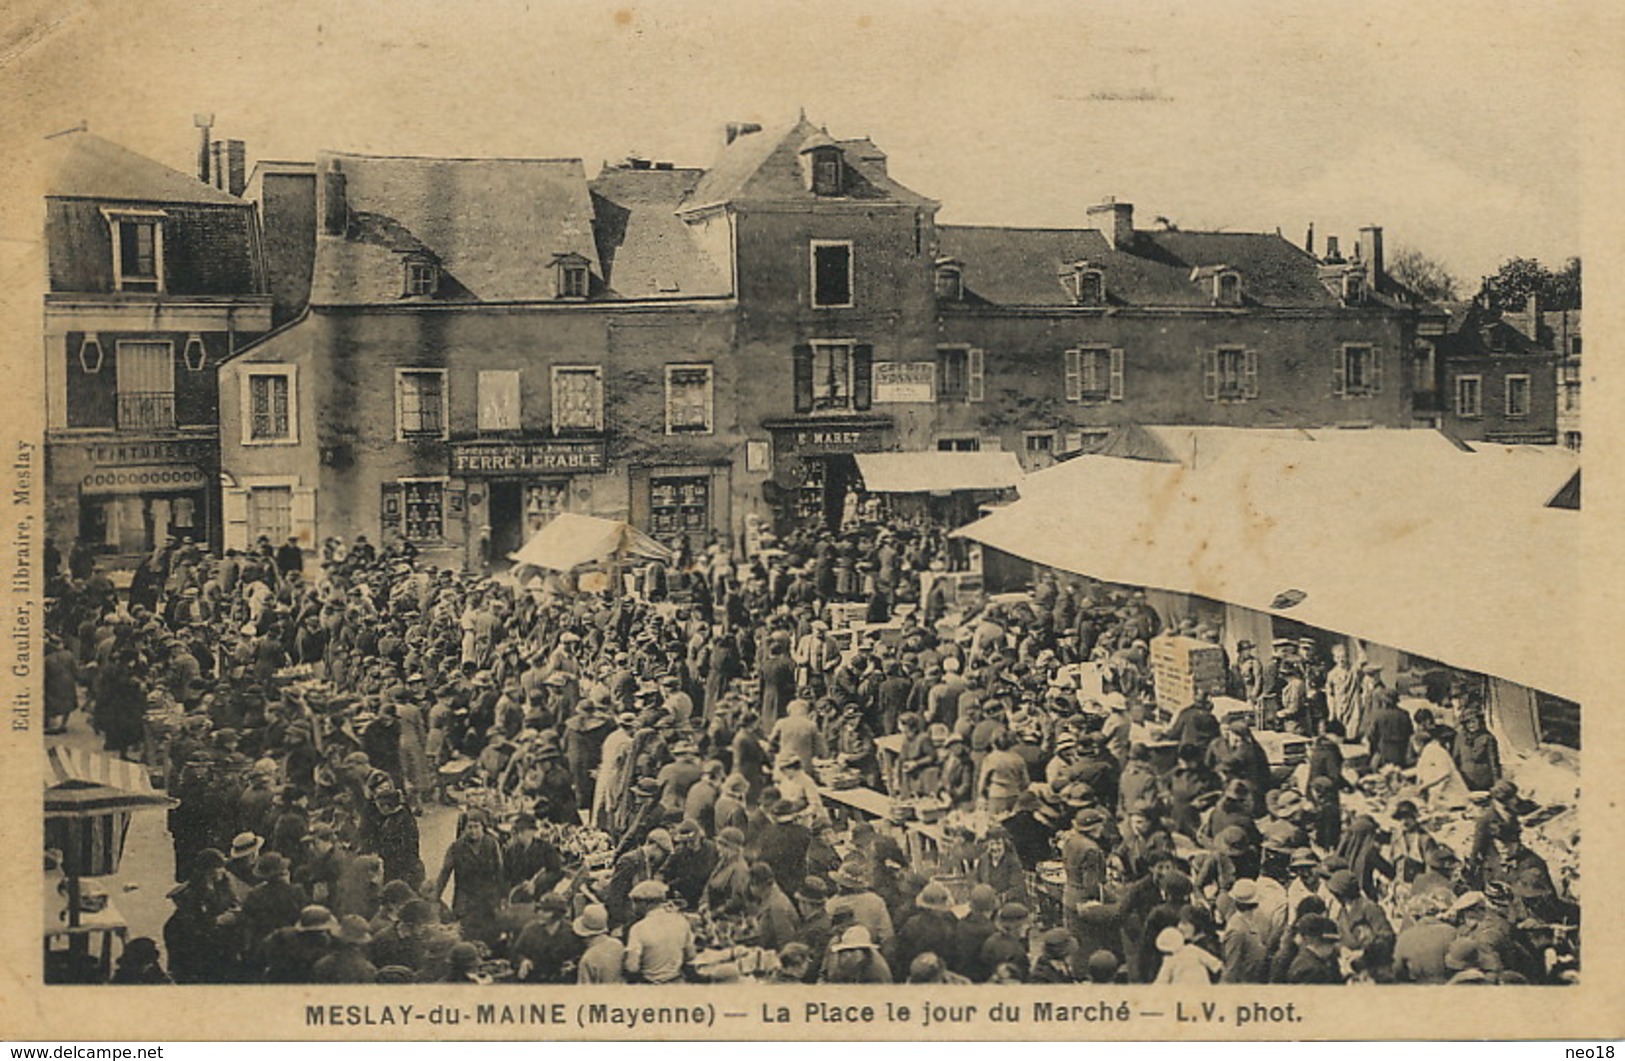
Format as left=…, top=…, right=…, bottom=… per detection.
left=322, top=150, right=585, bottom=165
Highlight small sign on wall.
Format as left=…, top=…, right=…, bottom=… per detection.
left=746, top=439, right=770, bottom=472
left=873, top=361, right=936, bottom=403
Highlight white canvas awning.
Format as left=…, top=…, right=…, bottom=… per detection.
left=957, top=426, right=1580, bottom=701
left=507, top=512, right=672, bottom=572
left=856, top=450, right=1024, bottom=494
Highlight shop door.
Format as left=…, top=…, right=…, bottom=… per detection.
left=823, top=455, right=859, bottom=531
left=488, top=480, right=525, bottom=563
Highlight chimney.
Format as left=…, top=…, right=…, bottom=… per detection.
left=724, top=121, right=762, bottom=146
left=1359, top=224, right=1384, bottom=292
left=1324, top=235, right=1341, bottom=263
left=1087, top=197, right=1135, bottom=251
left=224, top=140, right=247, bottom=196
left=1304, top=222, right=1315, bottom=256
left=193, top=112, right=214, bottom=183
left=321, top=158, right=348, bottom=236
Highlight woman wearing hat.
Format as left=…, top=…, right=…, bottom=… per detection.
left=313, top=915, right=379, bottom=983
left=111, top=937, right=173, bottom=985
left=823, top=926, right=893, bottom=984
left=163, top=848, right=237, bottom=984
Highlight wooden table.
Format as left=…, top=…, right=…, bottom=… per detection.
left=44, top=894, right=128, bottom=982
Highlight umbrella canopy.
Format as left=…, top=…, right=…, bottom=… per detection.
left=507, top=512, right=672, bottom=573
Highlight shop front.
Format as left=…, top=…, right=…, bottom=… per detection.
left=764, top=416, right=893, bottom=532
left=50, top=437, right=216, bottom=562
left=449, top=437, right=608, bottom=569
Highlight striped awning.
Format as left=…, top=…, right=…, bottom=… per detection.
left=43, top=745, right=173, bottom=818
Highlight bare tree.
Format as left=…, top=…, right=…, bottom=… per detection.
left=1388, top=245, right=1461, bottom=302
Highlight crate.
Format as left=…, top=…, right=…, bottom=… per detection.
left=1151, top=634, right=1228, bottom=711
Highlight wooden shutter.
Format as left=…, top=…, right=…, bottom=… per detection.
left=1243, top=349, right=1259, bottom=399
left=222, top=489, right=250, bottom=551
left=1369, top=346, right=1383, bottom=393
left=852, top=344, right=874, bottom=410
left=1332, top=346, right=1346, bottom=397
left=968, top=347, right=985, bottom=403
left=1064, top=349, right=1081, bottom=402
left=1203, top=350, right=1218, bottom=400
left=291, top=487, right=317, bottom=548
left=1109, top=348, right=1125, bottom=401
left=793, top=344, right=813, bottom=413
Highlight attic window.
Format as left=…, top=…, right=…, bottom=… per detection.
left=552, top=254, right=591, bottom=300
left=808, top=147, right=844, bottom=196
left=1073, top=267, right=1106, bottom=306
left=1215, top=270, right=1243, bottom=306
left=1342, top=272, right=1365, bottom=305
left=404, top=259, right=438, bottom=297
left=934, top=260, right=963, bottom=301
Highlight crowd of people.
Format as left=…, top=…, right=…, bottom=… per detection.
left=42, top=512, right=1580, bottom=987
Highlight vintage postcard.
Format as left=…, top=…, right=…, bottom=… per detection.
left=0, top=0, right=1621, bottom=1042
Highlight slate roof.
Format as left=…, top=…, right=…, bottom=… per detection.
left=682, top=117, right=936, bottom=211
left=937, top=224, right=1344, bottom=308
left=44, top=130, right=250, bottom=207
left=309, top=151, right=600, bottom=304
left=588, top=166, right=729, bottom=298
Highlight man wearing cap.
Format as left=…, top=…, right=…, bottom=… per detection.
left=512, top=893, right=582, bottom=983
left=656, top=738, right=704, bottom=817
left=1452, top=710, right=1503, bottom=792
left=313, top=915, right=379, bottom=984
left=662, top=820, right=718, bottom=909
left=503, top=813, right=564, bottom=897
left=261, top=904, right=336, bottom=983
left=605, top=828, right=674, bottom=928
left=624, top=880, right=694, bottom=984
left=571, top=904, right=624, bottom=984
left=1060, top=807, right=1109, bottom=941
left=1284, top=914, right=1345, bottom=983
left=1219, top=880, right=1271, bottom=983
left=980, top=903, right=1032, bottom=980
left=894, top=881, right=958, bottom=975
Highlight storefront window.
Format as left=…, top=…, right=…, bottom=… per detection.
left=650, top=475, right=709, bottom=536
left=401, top=480, right=445, bottom=540
left=525, top=481, right=569, bottom=535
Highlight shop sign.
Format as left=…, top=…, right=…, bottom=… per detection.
left=873, top=361, right=936, bottom=403
left=449, top=438, right=607, bottom=474
left=86, top=439, right=212, bottom=466
left=780, top=426, right=888, bottom=455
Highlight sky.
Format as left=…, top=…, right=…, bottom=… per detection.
left=0, top=0, right=1598, bottom=284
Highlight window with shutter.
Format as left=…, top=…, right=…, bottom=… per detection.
left=938, top=347, right=968, bottom=403
left=1109, top=348, right=1125, bottom=401
left=793, top=344, right=814, bottom=413
left=1213, top=348, right=1248, bottom=400
left=968, top=347, right=985, bottom=403
left=1064, top=349, right=1082, bottom=402
left=1203, top=350, right=1219, bottom=401
left=1339, top=345, right=1375, bottom=397
left=1242, top=349, right=1259, bottom=398
left=1368, top=347, right=1383, bottom=394
left=396, top=369, right=447, bottom=439
left=852, top=345, right=873, bottom=410
left=222, top=489, right=250, bottom=552
left=665, top=364, right=714, bottom=433
left=809, top=342, right=854, bottom=410
left=551, top=366, right=604, bottom=432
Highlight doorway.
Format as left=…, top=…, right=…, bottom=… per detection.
left=488, top=480, right=524, bottom=564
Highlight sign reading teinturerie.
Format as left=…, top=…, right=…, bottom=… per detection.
left=449, top=439, right=608, bottom=474
left=872, top=361, right=937, bottom=403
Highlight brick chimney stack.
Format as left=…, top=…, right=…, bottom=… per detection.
left=193, top=113, right=214, bottom=183
left=1088, top=197, right=1135, bottom=251
left=1359, top=224, right=1384, bottom=292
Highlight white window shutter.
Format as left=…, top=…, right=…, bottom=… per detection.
left=1369, top=346, right=1383, bottom=393
left=1064, top=349, right=1082, bottom=402
left=1243, top=349, right=1259, bottom=399
left=1109, top=348, right=1125, bottom=401
left=1203, top=350, right=1218, bottom=401
left=291, top=487, right=317, bottom=547
left=222, top=489, right=250, bottom=551
left=968, top=348, right=985, bottom=403
left=593, top=371, right=606, bottom=430
left=705, top=369, right=715, bottom=431
left=1333, top=346, right=1346, bottom=397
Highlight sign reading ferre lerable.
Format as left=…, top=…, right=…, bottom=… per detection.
left=450, top=439, right=607, bottom=474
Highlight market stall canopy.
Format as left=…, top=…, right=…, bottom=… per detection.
left=507, top=512, right=673, bottom=573
left=855, top=450, right=1025, bottom=494
left=45, top=745, right=175, bottom=877
left=44, top=745, right=174, bottom=819
left=956, top=426, right=1580, bottom=701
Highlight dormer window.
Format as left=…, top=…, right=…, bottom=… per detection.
left=404, top=257, right=439, bottom=297
left=1076, top=267, right=1105, bottom=306
left=551, top=253, right=591, bottom=300
left=934, top=259, right=963, bottom=301
left=799, top=132, right=845, bottom=196
left=102, top=208, right=166, bottom=293
left=1342, top=272, right=1365, bottom=305
left=1215, top=270, right=1242, bottom=306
